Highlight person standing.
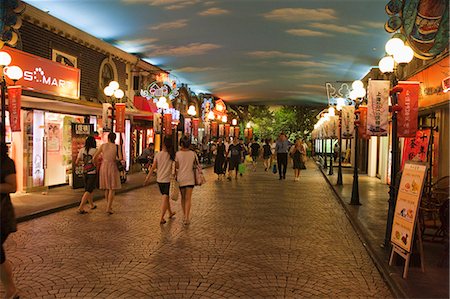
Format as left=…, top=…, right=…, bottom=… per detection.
left=290, top=139, right=306, bottom=181
left=175, top=136, right=197, bottom=225
left=223, top=137, right=231, bottom=174
left=144, top=137, right=176, bottom=224
left=227, top=138, right=244, bottom=180
left=76, top=136, right=98, bottom=214
left=262, top=138, right=272, bottom=172
left=250, top=138, right=261, bottom=172
left=0, top=142, right=19, bottom=299
left=214, top=137, right=226, bottom=180
left=275, top=133, right=290, bottom=180
left=93, top=132, right=122, bottom=214
left=239, top=138, right=247, bottom=176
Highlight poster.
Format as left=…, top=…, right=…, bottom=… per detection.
left=367, top=80, right=389, bottom=136
left=358, top=106, right=369, bottom=139
left=397, top=82, right=419, bottom=137
left=71, top=123, right=93, bottom=189
left=7, top=85, right=22, bottom=132
left=341, top=106, right=355, bottom=139
left=102, top=103, right=113, bottom=132
left=192, top=118, right=199, bottom=137
left=391, top=162, right=427, bottom=252
left=115, top=103, right=126, bottom=133
left=401, top=129, right=431, bottom=170
left=47, top=122, right=61, bottom=152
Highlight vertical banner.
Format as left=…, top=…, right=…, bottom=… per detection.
left=164, top=113, right=173, bottom=135
left=234, top=126, right=240, bottom=138
left=7, top=85, right=22, bottom=132
left=219, top=124, right=224, bottom=137
left=192, top=118, right=199, bottom=137
left=225, top=124, right=230, bottom=137
left=341, top=106, right=355, bottom=138
left=102, top=103, right=112, bottom=132
left=211, top=121, right=218, bottom=137
left=397, top=82, right=420, bottom=137
left=115, top=103, right=126, bottom=133
left=184, top=118, right=191, bottom=135
left=323, top=121, right=330, bottom=139
left=248, top=128, right=253, bottom=140
left=358, top=106, right=369, bottom=139
left=153, top=113, right=162, bottom=132
left=229, top=126, right=234, bottom=137
left=367, top=80, right=390, bottom=136
left=330, top=116, right=339, bottom=139
left=401, top=129, right=431, bottom=170
left=244, top=128, right=249, bottom=138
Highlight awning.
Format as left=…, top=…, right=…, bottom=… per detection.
left=134, top=96, right=157, bottom=120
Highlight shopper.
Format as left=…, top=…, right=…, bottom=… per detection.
left=0, top=141, right=19, bottom=299
left=175, top=136, right=197, bottom=225
left=214, top=137, right=226, bottom=180
left=227, top=138, right=244, bottom=180
left=262, top=138, right=272, bottom=172
left=76, top=136, right=98, bottom=214
left=290, top=139, right=306, bottom=181
left=275, top=133, right=290, bottom=180
left=137, top=143, right=155, bottom=165
left=223, top=136, right=231, bottom=174
left=144, top=137, right=176, bottom=224
left=93, top=132, right=122, bottom=214
left=250, top=138, right=261, bottom=172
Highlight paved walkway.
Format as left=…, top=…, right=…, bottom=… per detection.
left=2, top=160, right=392, bottom=298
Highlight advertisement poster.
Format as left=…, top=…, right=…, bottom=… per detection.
left=115, top=103, right=126, bottom=133
left=102, top=103, right=112, bottom=132
left=211, top=121, right=218, bottom=137
left=391, top=162, right=427, bottom=252
left=397, top=82, right=420, bottom=137
left=358, top=106, right=369, bottom=139
left=367, top=80, right=389, bottom=136
left=7, top=86, right=22, bottom=132
left=33, top=110, right=45, bottom=187
left=401, top=129, right=431, bottom=170
left=47, top=122, right=61, bottom=152
left=71, top=123, right=93, bottom=189
left=341, top=106, right=355, bottom=139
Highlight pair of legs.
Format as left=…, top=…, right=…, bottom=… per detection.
left=252, top=156, right=258, bottom=171
left=104, top=189, right=115, bottom=214
left=79, top=174, right=97, bottom=213
left=263, top=157, right=270, bottom=171
left=179, top=186, right=193, bottom=224
left=277, top=153, right=288, bottom=179
left=294, top=168, right=301, bottom=180
left=158, top=183, right=174, bottom=224
left=1, top=235, right=17, bottom=299
left=78, top=191, right=96, bottom=213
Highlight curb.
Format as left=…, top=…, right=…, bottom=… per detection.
left=316, top=163, right=408, bottom=299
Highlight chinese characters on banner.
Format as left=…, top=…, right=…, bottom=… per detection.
left=244, top=128, right=249, bottom=138
left=248, top=128, right=253, bottom=140
left=367, top=80, right=389, bottom=136
left=219, top=124, right=224, bottom=136
left=401, top=129, right=431, bottom=170
left=358, top=106, right=369, bottom=139
left=330, top=116, right=339, bottom=139
left=211, top=121, right=218, bottom=137
left=397, top=82, right=420, bottom=137
left=341, top=106, right=355, bottom=138
left=7, top=86, right=22, bottom=132
left=115, top=103, right=126, bottom=133
left=192, top=118, right=199, bottom=137
left=163, top=113, right=173, bottom=135
left=224, top=124, right=230, bottom=137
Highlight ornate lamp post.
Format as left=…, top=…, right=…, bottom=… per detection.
left=335, top=97, right=346, bottom=185
left=187, top=104, right=196, bottom=142
left=0, top=51, right=23, bottom=144
left=103, top=80, right=124, bottom=131
left=349, top=80, right=366, bottom=205
left=156, top=96, right=169, bottom=150
left=379, top=37, right=414, bottom=246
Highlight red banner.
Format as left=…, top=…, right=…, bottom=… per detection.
left=192, top=118, right=199, bottom=137
left=211, top=121, right=218, bottom=137
left=115, top=103, right=126, bottom=133
left=248, top=128, right=253, bottom=140
left=234, top=126, right=240, bottom=138
left=7, top=86, right=22, bottom=132
left=401, top=129, right=431, bottom=170
left=397, top=82, right=419, bottom=137
left=224, top=124, right=230, bottom=137
left=163, top=113, right=173, bottom=135
left=358, top=106, right=369, bottom=139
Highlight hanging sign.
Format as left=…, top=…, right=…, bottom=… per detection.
left=219, top=124, right=224, bottom=137
left=211, top=121, right=218, bottom=137
left=234, top=126, right=240, bottom=138
left=401, top=129, right=431, bottom=170
left=192, top=118, right=199, bottom=137
left=163, top=113, right=173, bottom=135
left=224, top=124, right=230, bottom=137
left=244, top=128, right=249, bottom=138
left=358, top=106, right=369, bottom=139
left=115, top=103, right=126, bottom=133
left=7, top=85, right=22, bottom=132
left=330, top=116, right=339, bottom=139
left=248, top=128, right=253, bottom=140
left=367, top=80, right=390, bottom=136
left=341, top=106, right=355, bottom=138
left=397, top=82, right=419, bottom=137
left=102, top=103, right=113, bottom=132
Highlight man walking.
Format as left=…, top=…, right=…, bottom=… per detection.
left=249, top=138, right=260, bottom=172
left=275, top=133, right=290, bottom=180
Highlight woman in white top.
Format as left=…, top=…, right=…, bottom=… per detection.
left=75, top=136, right=97, bottom=214
left=144, top=137, right=176, bottom=224
left=175, top=136, right=196, bottom=225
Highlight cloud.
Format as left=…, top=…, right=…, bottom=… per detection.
left=310, top=23, right=364, bottom=35
left=122, top=0, right=199, bottom=10
left=290, top=73, right=326, bottom=79
left=299, top=84, right=325, bottom=90
left=286, top=29, right=329, bottom=37
left=215, top=79, right=269, bottom=90
left=247, top=51, right=310, bottom=59
left=263, top=8, right=337, bottom=22
left=147, top=43, right=221, bottom=57
left=198, top=7, right=230, bottom=16
left=115, top=37, right=158, bottom=52
left=362, top=21, right=385, bottom=29
left=176, top=66, right=216, bottom=72
left=150, top=19, right=188, bottom=30
left=280, top=61, right=330, bottom=68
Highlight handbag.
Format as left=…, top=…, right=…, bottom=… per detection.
left=116, top=145, right=125, bottom=171
left=272, top=163, right=277, bottom=174
left=82, top=150, right=96, bottom=174
left=169, top=162, right=179, bottom=201
left=193, top=155, right=206, bottom=186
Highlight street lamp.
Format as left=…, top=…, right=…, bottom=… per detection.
left=0, top=51, right=23, bottom=144
left=231, top=118, right=237, bottom=126
left=207, top=110, right=215, bottom=138
left=335, top=97, right=346, bottom=185
left=157, top=96, right=169, bottom=150
left=328, top=106, right=335, bottom=176
left=187, top=104, right=196, bottom=142
left=350, top=80, right=366, bottom=206
left=379, top=37, right=414, bottom=246
left=103, top=80, right=124, bottom=131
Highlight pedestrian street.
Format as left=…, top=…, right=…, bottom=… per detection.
left=2, top=162, right=392, bottom=298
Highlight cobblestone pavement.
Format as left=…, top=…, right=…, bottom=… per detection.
left=2, top=161, right=392, bottom=298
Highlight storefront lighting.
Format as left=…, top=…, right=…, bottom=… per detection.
left=114, top=89, right=124, bottom=99
left=4, top=65, right=23, bottom=81
left=352, top=80, right=364, bottom=91
left=208, top=111, right=215, bottom=120
left=0, top=51, right=12, bottom=66
left=187, top=105, right=196, bottom=116
left=393, top=45, right=414, bottom=64
left=104, top=86, right=114, bottom=97
left=222, top=115, right=227, bottom=123
left=385, top=37, right=404, bottom=56
left=328, top=106, right=335, bottom=116
left=232, top=118, right=237, bottom=126
left=246, top=122, right=251, bottom=129
left=379, top=56, right=395, bottom=73
left=109, top=81, right=119, bottom=91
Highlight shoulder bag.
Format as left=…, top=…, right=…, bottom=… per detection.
left=169, top=162, right=179, bottom=201
left=116, top=144, right=125, bottom=171
left=193, top=153, right=206, bottom=186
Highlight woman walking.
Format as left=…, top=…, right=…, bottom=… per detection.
left=214, top=137, right=226, bottom=180
left=144, top=137, right=176, bottom=224
left=262, top=138, right=272, bottom=172
left=175, top=136, right=196, bottom=225
left=290, top=139, right=306, bottom=181
left=76, top=136, right=98, bottom=214
left=0, top=142, right=19, bottom=299
left=93, top=132, right=122, bottom=214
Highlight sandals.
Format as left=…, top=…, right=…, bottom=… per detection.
left=169, top=212, right=176, bottom=219
left=78, top=210, right=88, bottom=214
left=160, top=219, right=167, bottom=224
left=91, top=205, right=97, bottom=210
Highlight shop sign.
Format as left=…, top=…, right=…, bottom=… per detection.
left=224, top=124, right=230, bottom=137
left=341, top=106, right=355, bottom=139
left=163, top=114, right=173, bottom=135
left=397, top=81, right=419, bottom=137
left=234, top=126, right=240, bottom=138
left=115, top=103, right=126, bottom=133
left=7, top=86, right=22, bottom=132
left=73, top=123, right=91, bottom=135
left=367, top=80, right=389, bottom=136
left=358, top=106, right=369, bottom=140
left=3, top=46, right=80, bottom=99
left=211, top=121, right=218, bottom=137
left=401, top=129, right=431, bottom=170
left=192, top=118, right=199, bottom=137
